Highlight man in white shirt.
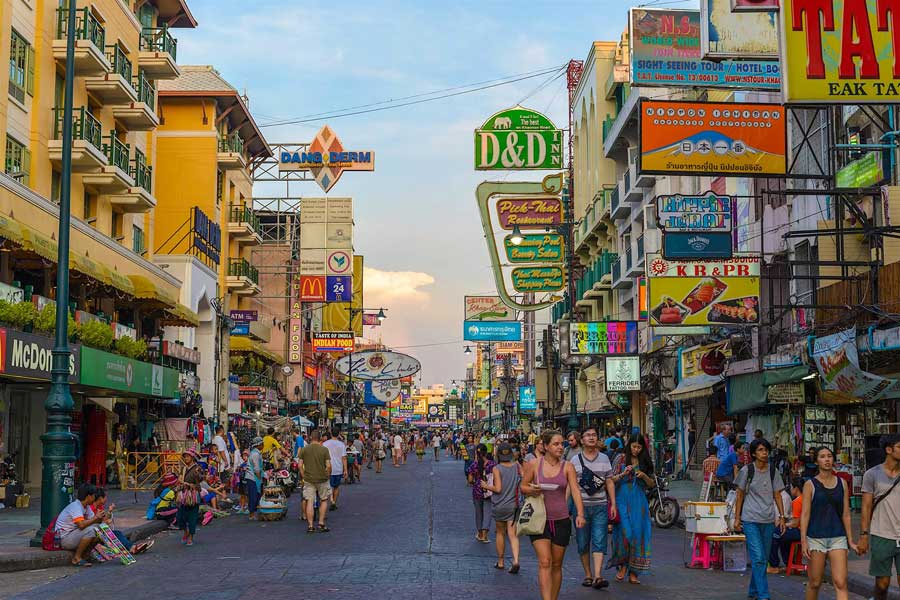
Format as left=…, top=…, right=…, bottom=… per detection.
left=322, top=431, right=348, bottom=510
left=432, top=431, right=442, bottom=461
left=571, top=427, right=616, bottom=588
left=55, top=484, right=106, bottom=566
left=211, top=425, right=230, bottom=477
left=392, top=432, right=403, bottom=467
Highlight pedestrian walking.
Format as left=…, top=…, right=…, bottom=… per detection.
left=433, top=432, right=442, bottom=461
left=571, top=427, right=616, bottom=589
left=374, top=434, right=386, bottom=473
left=298, top=429, right=332, bottom=533
left=177, top=448, right=204, bottom=546
left=482, top=442, right=522, bottom=573
left=392, top=431, right=403, bottom=467
left=858, top=433, right=900, bottom=600
left=524, top=438, right=544, bottom=463
left=520, top=430, right=585, bottom=600
left=322, top=431, right=347, bottom=510
left=245, top=438, right=263, bottom=521
left=733, top=438, right=786, bottom=600
left=415, top=435, right=426, bottom=461
left=352, top=434, right=365, bottom=482
left=463, top=433, right=476, bottom=477
left=563, top=430, right=581, bottom=461
left=467, top=443, right=495, bottom=543
left=608, top=433, right=654, bottom=585
left=800, top=446, right=856, bottom=600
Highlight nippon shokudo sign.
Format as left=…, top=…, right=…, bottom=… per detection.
left=646, top=254, right=760, bottom=326
left=566, top=321, right=639, bottom=355
left=464, top=296, right=514, bottom=321
left=605, top=356, right=642, bottom=392
left=640, top=100, right=787, bottom=176
left=781, top=0, right=900, bottom=103
left=475, top=107, right=563, bottom=170
left=496, top=197, right=562, bottom=229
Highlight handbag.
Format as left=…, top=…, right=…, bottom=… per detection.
left=516, top=459, right=547, bottom=536
left=484, top=470, right=493, bottom=499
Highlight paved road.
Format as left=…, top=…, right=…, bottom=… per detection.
left=5, top=454, right=862, bottom=599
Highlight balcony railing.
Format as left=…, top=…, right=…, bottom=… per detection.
left=103, top=133, right=130, bottom=172
left=228, top=258, right=259, bottom=285
left=229, top=204, right=260, bottom=232
left=53, top=106, right=103, bottom=150
left=612, top=257, right=622, bottom=283
left=106, top=44, right=133, bottom=83
left=134, top=69, right=155, bottom=109
left=218, top=132, right=244, bottom=155
left=602, top=115, right=616, bottom=144
left=637, top=234, right=645, bottom=262
left=57, top=7, right=106, bottom=50
left=625, top=246, right=633, bottom=272
left=611, top=185, right=620, bottom=215
left=624, top=169, right=631, bottom=194
left=131, top=149, right=152, bottom=192
left=140, top=26, right=177, bottom=59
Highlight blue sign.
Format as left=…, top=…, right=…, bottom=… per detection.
left=519, top=385, right=536, bottom=412
left=326, top=275, right=353, bottom=302
left=463, top=321, right=522, bottom=342
left=230, top=322, right=249, bottom=336
left=663, top=232, right=733, bottom=260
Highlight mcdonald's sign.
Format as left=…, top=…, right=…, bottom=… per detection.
left=299, top=275, right=326, bottom=301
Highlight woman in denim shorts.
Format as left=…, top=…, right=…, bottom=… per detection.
left=800, top=447, right=858, bottom=600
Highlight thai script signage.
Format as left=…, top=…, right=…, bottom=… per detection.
left=835, top=152, right=885, bottom=188
left=279, top=126, right=374, bottom=192
left=80, top=346, right=177, bottom=397
left=464, top=296, right=513, bottom=322
left=504, top=233, right=564, bottom=263
left=496, top=197, right=562, bottom=229
left=475, top=107, right=563, bottom=170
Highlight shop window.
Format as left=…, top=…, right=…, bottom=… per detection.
left=5, top=135, right=30, bottom=185
left=8, top=29, right=34, bottom=104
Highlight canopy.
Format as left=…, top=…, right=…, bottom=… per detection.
left=668, top=373, right=723, bottom=400
left=128, top=274, right=178, bottom=308
left=727, top=372, right=768, bottom=415
left=291, top=415, right=315, bottom=427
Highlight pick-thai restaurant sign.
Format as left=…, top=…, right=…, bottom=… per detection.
left=334, top=351, right=422, bottom=381
left=657, top=193, right=733, bottom=232
left=781, top=0, right=900, bottom=103
left=0, top=328, right=80, bottom=382
left=475, top=107, right=563, bottom=170
left=496, top=197, right=562, bottom=230
left=629, top=8, right=781, bottom=89
left=640, top=100, right=787, bottom=177
left=464, top=296, right=513, bottom=321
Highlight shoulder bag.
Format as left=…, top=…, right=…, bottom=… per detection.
left=516, top=459, right=547, bottom=536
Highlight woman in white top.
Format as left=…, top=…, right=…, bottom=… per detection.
left=433, top=432, right=442, bottom=461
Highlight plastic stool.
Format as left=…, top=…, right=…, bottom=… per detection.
left=785, top=541, right=807, bottom=576
left=689, top=533, right=714, bottom=569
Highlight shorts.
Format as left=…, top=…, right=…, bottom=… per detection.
left=807, top=536, right=848, bottom=553
left=529, top=518, right=572, bottom=547
left=869, top=535, right=900, bottom=577
left=330, top=474, right=343, bottom=488
left=302, top=481, right=332, bottom=502
left=576, top=503, right=609, bottom=555
left=201, top=492, right=216, bottom=504
left=59, top=525, right=99, bottom=550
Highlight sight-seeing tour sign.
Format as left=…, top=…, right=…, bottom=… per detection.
left=475, top=106, right=563, bottom=170
left=279, top=125, right=374, bottom=192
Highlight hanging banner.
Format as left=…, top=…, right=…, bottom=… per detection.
left=811, top=329, right=900, bottom=403
left=504, top=233, right=564, bottom=263
left=518, top=385, right=537, bottom=412
left=781, top=0, right=900, bottom=103
left=640, top=100, right=787, bottom=176
left=629, top=8, right=781, bottom=90
left=475, top=106, right=563, bottom=170
left=657, top=192, right=733, bottom=232
left=605, top=356, right=642, bottom=392
left=700, top=0, right=778, bottom=60
left=564, top=321, right=639, bottom=355
left=496, top=197, right=562, bottom=229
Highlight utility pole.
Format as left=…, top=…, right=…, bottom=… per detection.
left=565, top=59, right=584, bottom=432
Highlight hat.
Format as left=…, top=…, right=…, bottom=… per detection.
left=182, top=448, right=201, bottom=462
left=496, top=442, right=514, bottom=462
left=251, top=436, right=264, bottom=448
left=160, top=473, right=178, bottom=487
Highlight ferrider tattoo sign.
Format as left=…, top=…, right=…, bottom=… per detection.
left=475, top=106, right=563, bottom=170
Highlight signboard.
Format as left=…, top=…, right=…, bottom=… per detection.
left=646, top=254, right=760, bottom=326
left=298, top=275, right=326, bottom=301
left=326, top=223, right=353, bottom=249
left=835, top=152, right=885, bottom=188
left=192, top=208, right=221, bottom=265
left=700, top=0, right=778, bottom=60
left=465, top=296, right=514, bottom=321
left=427, top=404, right=446, bottom=421
left=0, top=328, right=80, bottom=382
left=230, top=323, right=249, bottom=336
left=334, top=351, right=422, bottom=381
left=161, top=341, right=200, bottom=365
left=0, top=281, right=24, bottom=304
left=781, top=0, right=900, bottom=103
left=732, top=0, right=779, bottom=10
left=567, top=322, right=639, bottom=355
left=657, top=193, right=733, bottom=232
left=230, top=310, right=258, bottom=322
left=311, top=331, right=355, bottom=353
left=326, top=275, right=352, bottom=302
left=463, top=321, right=522, bottom=342
left=811, top=329, right=900, bottom=403
left=278, top=125, right=374, bottom=192
left=518, top=385, right=537, bottom=412
left=327, top=197, right=353, bottom=223
left=511, top=266, right=564, bottom=292
left=496, top=197, right=562, bottom=229
left=504, top=233, right=564, bottom=263
left=638, top=276, right=648, bottom=320
left=767, top=382, right=805, bottom=404
left=300, top=198, right=327, bottom=223
left=475, top=106, right=563, bottom=170
left=326, top=250, right=352, bottom=275
left=663, top=232, right=734, bottom=259
left=682, top=341, right=732, bottom=379
left=299, top=249, right=326, bottom=275
left=640, top=100, right=787, bottom=176
left=629, top=8, right=781, bottom=90
left=80, top=346, right=177, bottom=397
left=605, top=356, right=641, bottom=392
left=362, top=313, right=380, bottom=326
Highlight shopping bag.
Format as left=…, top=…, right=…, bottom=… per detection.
left=516, top=494, right=547, bottom=536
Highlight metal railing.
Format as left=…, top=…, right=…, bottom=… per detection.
left=637, top=234, right=645, bottom=262
left=228, top=257, right=259, bottom=285
left=106, top=44, right=133, bottom=83
left=103, top=133, right=130, bottom=172
left=611, top=185, right=620, bottom=215
left=602, top=115, right=616, bottom=143
left=131, top=149, right=152, bottom=192
left=612, top=256, right=622, bottom=283
left=229, top=204, right=260, bottom=232
left=139, top=26, right=177, bottom=59
left=122, top=451, right=191, bottom=490
left=624, top=169, right=631, bottom=194
left=134, top=69, right=155, bottom=109
left=53, top=107, right=103, bottom=150
left=57, top=7, right=105, bottom=50
left=218, top=132, right=244, bottom=155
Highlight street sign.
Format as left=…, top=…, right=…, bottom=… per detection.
left=463, top=321, right=522, bottom=342
left=475, top=106, right=563, bottom=170
left=229, top=310, right=258, bottom=322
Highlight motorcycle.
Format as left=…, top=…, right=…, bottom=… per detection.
left=648, top=474, right=680, bottom=528
left=263, top=460, right=296, bottom=497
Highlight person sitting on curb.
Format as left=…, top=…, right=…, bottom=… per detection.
left=54, top=483, right=106, bottom=567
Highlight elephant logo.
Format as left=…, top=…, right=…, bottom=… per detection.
left=493, top=116, right=512, bottom=129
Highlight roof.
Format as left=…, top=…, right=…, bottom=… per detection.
left=148, top=0, right=198, bottom=28
left=158, top=66, right=271, bottom=159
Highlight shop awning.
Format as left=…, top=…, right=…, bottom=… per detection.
left=229, top=336, right=284, bottom=364
left=0, top=212, right=26, bottom=245
left=161, top=303, right=200, bottom=327
left=128, top=274, right=178, bottom=308
left=727, top=371, right=768, bottom=415
left=70, top=252, right=112, bottom=286
left=668, top=373, right=724, bottom=400
left=291, top=415, right=315, bottom=427
left=22, top=227, right=58, bottom=262
left=762, top=365, right=811, bottom=386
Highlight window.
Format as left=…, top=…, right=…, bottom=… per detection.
left=132, top=225, right=145, bottom=255
left=51, top=170, right=61, bottom=204
left=54, top=73, right=64, bottom=109
left=83, top=191, right=96, bottom=222
left=8, top=30, right=34, bottom=104
left=137, top=3, right=156, bottom=28
left=112, top=212, right=123, bottom=241
left=5, top=135, right=30, bottom=185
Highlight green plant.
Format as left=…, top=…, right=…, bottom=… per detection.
left=6, top=301, right=37, bottom=329
left=114, top=336, right=147, bottom=360
left=230, top=355, right=245, bottom=370
left=34, top=304, right=55, bottom=333
left=79, top=319, right=113, bottom=350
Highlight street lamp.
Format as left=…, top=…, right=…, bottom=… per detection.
left=509, top=225, right=524, bottom=246
left=463, top=345, right=472, bottom=355
left=33, top=0, right=77, bottom=547
left=376, top=308, right=386, bottom=322
left=346, top=306, right=387, bottom=430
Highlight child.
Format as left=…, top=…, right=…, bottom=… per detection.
left=232, top=449, right=250, bottom=514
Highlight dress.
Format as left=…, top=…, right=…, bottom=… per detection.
left=491, top=462, right=521, bottom=522
left=608, top=453, right=652, bottom=575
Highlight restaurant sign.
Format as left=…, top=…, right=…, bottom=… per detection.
left=504, top=233, right=564, bottom=263
left=475, top=107, right=563, bottom=170
left=496, top=197, right=562, bottom=229
left=334, top=350, right=422, bottom=381
left=311, top=331, right=354, bottom=353
left=0, top=328, right=80, bottom=382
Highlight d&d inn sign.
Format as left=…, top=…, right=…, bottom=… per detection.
left=475, top=106, right=563, bottom=170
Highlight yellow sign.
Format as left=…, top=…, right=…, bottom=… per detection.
left=681, top=341, right=732, bottom=379
left=414, top=396, right=427, bottom=415
left=782, top=0, right=900, bottom=103
left=322, top=256, right=364, bottom=335
left=477, top=389, right=490, bottom=399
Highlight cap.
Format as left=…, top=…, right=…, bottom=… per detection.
left=251, top=436, right=264, bottom=448
left=496, top=442, right=514, bottom=462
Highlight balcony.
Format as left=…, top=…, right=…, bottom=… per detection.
left=227, top=204, right=262, bottom=245
left=82, top=133, right=134, bottom=192
left=612, top=252, right=632, bottom=289
left=111, top=70, right=159, bottom=131
left=138, top=26, right=179, bottom=79
left=226, top=258, right=260, bottom=295
left=107, top=149, right=156, bottom=213
left=633, top=153, right=656, bottom=188
left=49, top=107, right=107, bottom=171
left=623, top=164, right=643, bottom=203
left=84, top=45, right=137, bottom=104
left=610, top=183, right=629, bottom=220
left=53, top=7, right=110, bottom=76
left=217, top=133, right=246, bottom=170
left=625, top=245, right=643, bottom=277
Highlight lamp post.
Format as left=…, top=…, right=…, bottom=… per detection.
left=32, top=0, right=77, bottom=546
left=346, top=306, right=386, bottom=430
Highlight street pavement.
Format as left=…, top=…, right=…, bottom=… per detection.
left=3, top=453, right=868, bottom=600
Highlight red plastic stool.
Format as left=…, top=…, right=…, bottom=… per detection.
left=689, top=533, right=714, bottom=569
left=785, top=541, right=807, bottom=576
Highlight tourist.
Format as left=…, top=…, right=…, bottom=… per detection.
left=433, top=430, right=442, bottom=461
left=392, top=430, right=403, bottom=467
left=563, top=430, right=581, bottom=461
left=322, top=430, right=347, bottom=510
left=245, top=437, right=263, bottom=521
left=352, top=433, right=365, bottom=482
left=608, top=433, right=654, bottom=585
left=55, top=483, right=105, bottom=567
left=211, top=425, right=230, bottom=483
left=524, top=437, right=544, bottom=463
left=466, top=443, right=495, bottom=543
left=233, top=449, right=249, bottom=515
left=859, top=433, right=900, bottom=600
left=571, top=427, right=616, bottom=589
left=177, top=448, right=204, bottom=546
left=415, top=434, right=426, bottom=461
left=373, top=433, right=386, bottom=473
left=483, top=442, right=522, bottom=573
left=298, top=429, right=333, bottom=533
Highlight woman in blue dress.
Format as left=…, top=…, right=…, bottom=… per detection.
left=608, top=433, right=654, bottom=585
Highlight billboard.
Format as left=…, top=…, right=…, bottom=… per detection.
left=279, top=125, right=374, bottom=192
left=463, top=321, right=522, bottom=342
left=518, top=385, right=537, bottom=412
left=299, top=275, right=326, bottom=301
left=605, top=356, right=641, bottom=392
left=811, top=329, right=900, bottom=403
left=323, top=256, right=364, bottom=335
left=700, top=0, right=778, bottom=60
left=781, top=0, right=900, bottom=103
left=475, top=107, right=563, bottom=170
left=567, top=322, right=639, bottom=355
left=312, top=332, right=354, bottom=353
left=464, top=296, right=514, bottom=321
left=630, top=8, right=780, bottom=90
left=657, top=193, right=733, bottom=232
left=334, top=351, right=422, bottom=380
left=640, top=100, right=787, bottom=177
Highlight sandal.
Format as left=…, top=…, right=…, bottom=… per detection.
left=317, top=524, right=330, bottom=533
left=306, top=526, right=315, bottom=534
left=582, top=577, right=593, bottom=587
left=508, top=564, right=520, bottom=574
left=493, top=563, right=505, bottom=570
left=628, top=574, right=641, bottom=585
left=71, top=559, right=92, bottom=568
left=615, top=568, right=626, bottom=581
left=592, top=578, right=610, bottom=589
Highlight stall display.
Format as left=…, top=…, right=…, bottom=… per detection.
left=258, top=483, right=287, bottom=521
left=839, top=411, right=866, bottom=472
left=803, top=406, right=836, bottom=452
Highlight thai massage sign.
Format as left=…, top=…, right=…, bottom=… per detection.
left=511, top=266, right=565, bottom=292
left=496, top=197, right=562, bottom=229
left=505, top=234, right=564, bottom=263
left=278, top=125, right=374, bottom=192
left=782, top=0, right=900, bottom=102
left=475, top=106, right=563, bottom=170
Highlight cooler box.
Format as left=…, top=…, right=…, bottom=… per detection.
left=684, top=501, right=729, bottom=534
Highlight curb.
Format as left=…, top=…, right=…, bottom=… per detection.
left=842, top=567, right=899, bottom=600
left=0, top=520, right=169, bottom=573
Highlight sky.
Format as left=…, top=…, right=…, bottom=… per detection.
left=178, top=0, right=695, bottom=387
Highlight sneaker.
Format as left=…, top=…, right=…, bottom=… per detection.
left=181, top=533, right=189, bottom=545
left=186, top=539, right=194, bottom=547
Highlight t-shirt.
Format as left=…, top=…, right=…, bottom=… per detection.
left=393, top=435, right=402, bottom=449
left=55, top=500, right=89, bottom=534
left=716, top=451, right=739, bottom=479
left=563, top=446, right=582, bottom=461
left=713, top=434, right=730, bottom=460
left=432, top=436, right=441, bottom=448
left=862, top=464, right=900, bottom=539
left=299, top=444, right=332, bottom=483
left=352, top=439, right=364, bottom=455
left=245, top=449, right=263, bottom=483
left=211, top=435, right=230, bottom=471
left=571, top=451, right=612, bottom=505
left=262, top=435, right=282, bottom=459
left=735, top=463, right=784, bottom=523
left=295, top=435, right=306, bottom=455
left=323, top=439, right=346, bottom=475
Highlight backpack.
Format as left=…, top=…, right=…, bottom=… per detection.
left=744, top=463, right=782, bottom=492
left=41, top=517, right=61, bottom=551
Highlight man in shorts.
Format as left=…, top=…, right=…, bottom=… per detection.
left=860, top=433, right=900, bottom=600
left=298, top=429, right=332, bottom=533
left=55, top=483, right=106, bottom=566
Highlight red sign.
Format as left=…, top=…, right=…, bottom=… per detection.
left=299, top=276, right=326, bottom=301
left=495, top=197, right=562, bottom=230
left=701, top=349, right=728, bottom=375
left=161, top=341, right=201, bottom=364
left=731, top=0, right=778, bottom=10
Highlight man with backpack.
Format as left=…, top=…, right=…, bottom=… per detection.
left=859, top=433, right=900, bottom=600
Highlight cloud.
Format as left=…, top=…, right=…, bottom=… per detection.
left=363, top=267, right=435, bottom=303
